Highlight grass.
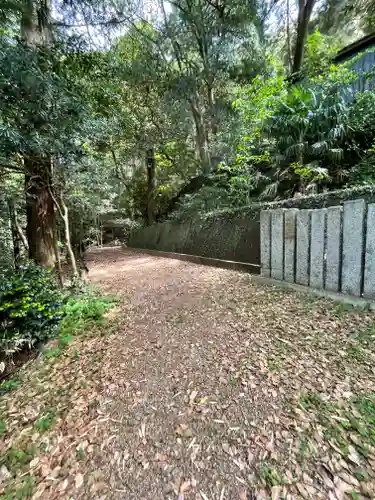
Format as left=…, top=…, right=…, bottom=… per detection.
left=352, top=394, right=375, bottom=444
left=299, top=391, right=328, bottom=411
left=58, top=332, right=74, bottom=348
left=44, top=346, right=60, bottom=359
left=0, top=418, right=6, bottom=435
left=299, top=438, right=309, bottom=460
left=259, top=464, right=285, bottom=487
left=267, top=356, right=283, bottom=373
left=299, top=390, right=375, bottom=464
left=76, top=447, right=85, bottom=460
left=3, top=476, right=34, bottom=500
left=333, top=302, right=356, bottom=316
left=352, top=325, right=375, bottom=346
left=60, top=293, right=116, bottom=337
left=3, top=446, right=36, bottom=470
left=347, top=344, right=366, bottom=362
left=35, top=409, right=57, bottom=432
left=41, top=293, right=116, bottom=361
left=0, top=377, right=21, bottom=393
left=0, top=292, right=117, bottom=497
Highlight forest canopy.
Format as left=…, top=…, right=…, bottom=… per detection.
left=0, top=0, right=374, bottom=275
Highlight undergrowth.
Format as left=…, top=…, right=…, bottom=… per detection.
left=41, top=289, right=116, bottom=361
left=60, top=289, right=115, bottom=336
left=0, top=286, right=117, bottom=497
left=299, top=390, right=375, bottom=460
left=1, top=284, right=116, bottom=390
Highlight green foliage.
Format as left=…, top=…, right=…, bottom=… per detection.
left=39, top=291, right=115, bottom=361
left=0, top=262, right=66, bottom=356
left=1, top=443, right=36, bottom=498
left=214, top=54, right=375, bottom=205
left=300, top=391, right=328, bottom=411
left=0, top=38, right=86, bottom=160
left=4, top=445, right=36, bottom=470
left=0, top=377, right=21, bottom=393
left=259, top=464, right=285, bottom=487
left=59, top=292, right=115, bottom=337
left=35, top=409, right=57, bottom=432
left=0, top=196, right=13, bottom=277
left=4, top=476, right=35, bottom=500
left=0, top=0, right=373, bottom=263
left=303, top=30, right=340, bottom=77
left=170, top=184, right=232, bottom=221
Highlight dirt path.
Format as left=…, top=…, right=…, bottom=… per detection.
left=2, top=248, right=375, bottom=500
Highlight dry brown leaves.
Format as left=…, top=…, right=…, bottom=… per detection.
left=1, top=248, right=375, bottom=499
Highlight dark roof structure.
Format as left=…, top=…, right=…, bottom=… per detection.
left=334, top=33, right=375, bottom=63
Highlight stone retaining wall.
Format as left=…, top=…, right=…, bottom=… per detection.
left=261, top=199, right=375, bottom=298
left=129, top=216, right=261, bottom=270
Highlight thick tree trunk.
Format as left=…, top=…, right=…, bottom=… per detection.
left=146, top=148, right=156, bottom=225
left=21, top=0, right=52, bottom=46
left=22, top=1, right=56, bottom=269
left=25, top=157, right=56, bottom=268
left=291, top=0, right=316, bottom=77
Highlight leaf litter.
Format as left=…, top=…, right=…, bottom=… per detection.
left=1, top=247, right=375, bottom=499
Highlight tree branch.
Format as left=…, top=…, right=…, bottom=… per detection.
left=0, top=162, right=24, bottom=173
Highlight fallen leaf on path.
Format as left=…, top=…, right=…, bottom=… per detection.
left=189, top=390, right=198, bottom=405
left=75, top=472, right=84, bottom=489
left=180, top=480, right=191, bottom=493
left=175, top=423, right=193, bottom=438
left=239, top=489, right=247, bottom=500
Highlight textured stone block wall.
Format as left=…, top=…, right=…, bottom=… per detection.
left=129, top=215, right=261, bottom=270
left=261, top=198, right=375, bottom=298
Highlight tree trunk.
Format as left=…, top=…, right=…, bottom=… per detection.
left=146, top=148, right=156, bottom=225
left=53, top=234, right=63, bottom=287
left=190, top=94, right=210, bottom=173
left=49, top=186, right=79, bottom=279
left=8, top=200, right=21, bottom=266
left=14, top=207, right=28, bottom=251
left=286, top=0, right=292, bottom=73
left=207, top=83, right=218, bottom=135
left=21, top=1, right=56, bottom=269
left=61, top=201, right=78, bottom=278
left=291, top=0, right=316, bottom=77
left=8, top=198, right=28, bottom=253
left=25, top=157, right=56, bottom=268
left=21, top=0, right=52, bottom=46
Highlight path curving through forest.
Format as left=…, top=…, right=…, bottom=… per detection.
left=2, top=248, right=375, bottom=500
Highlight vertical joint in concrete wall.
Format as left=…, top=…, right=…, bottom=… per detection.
left=296, top=210, right=312, bottom=286
left=342, top=199, right=366, bottom=297
left=284, top=209, right=298, bottom=283
left=260, top=211, right=271, bottom=277
left=325, top=205, right=343, bottom=292
left=271, top=209, right=285, bottom=280
left=364, top=203, right=375, bottom=298
left=310, top=208, right=327, bottom=290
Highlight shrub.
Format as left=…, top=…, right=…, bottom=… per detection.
left=59, top=292, right=115, bottom=336
left=0, top=263, right=66, bottom=356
